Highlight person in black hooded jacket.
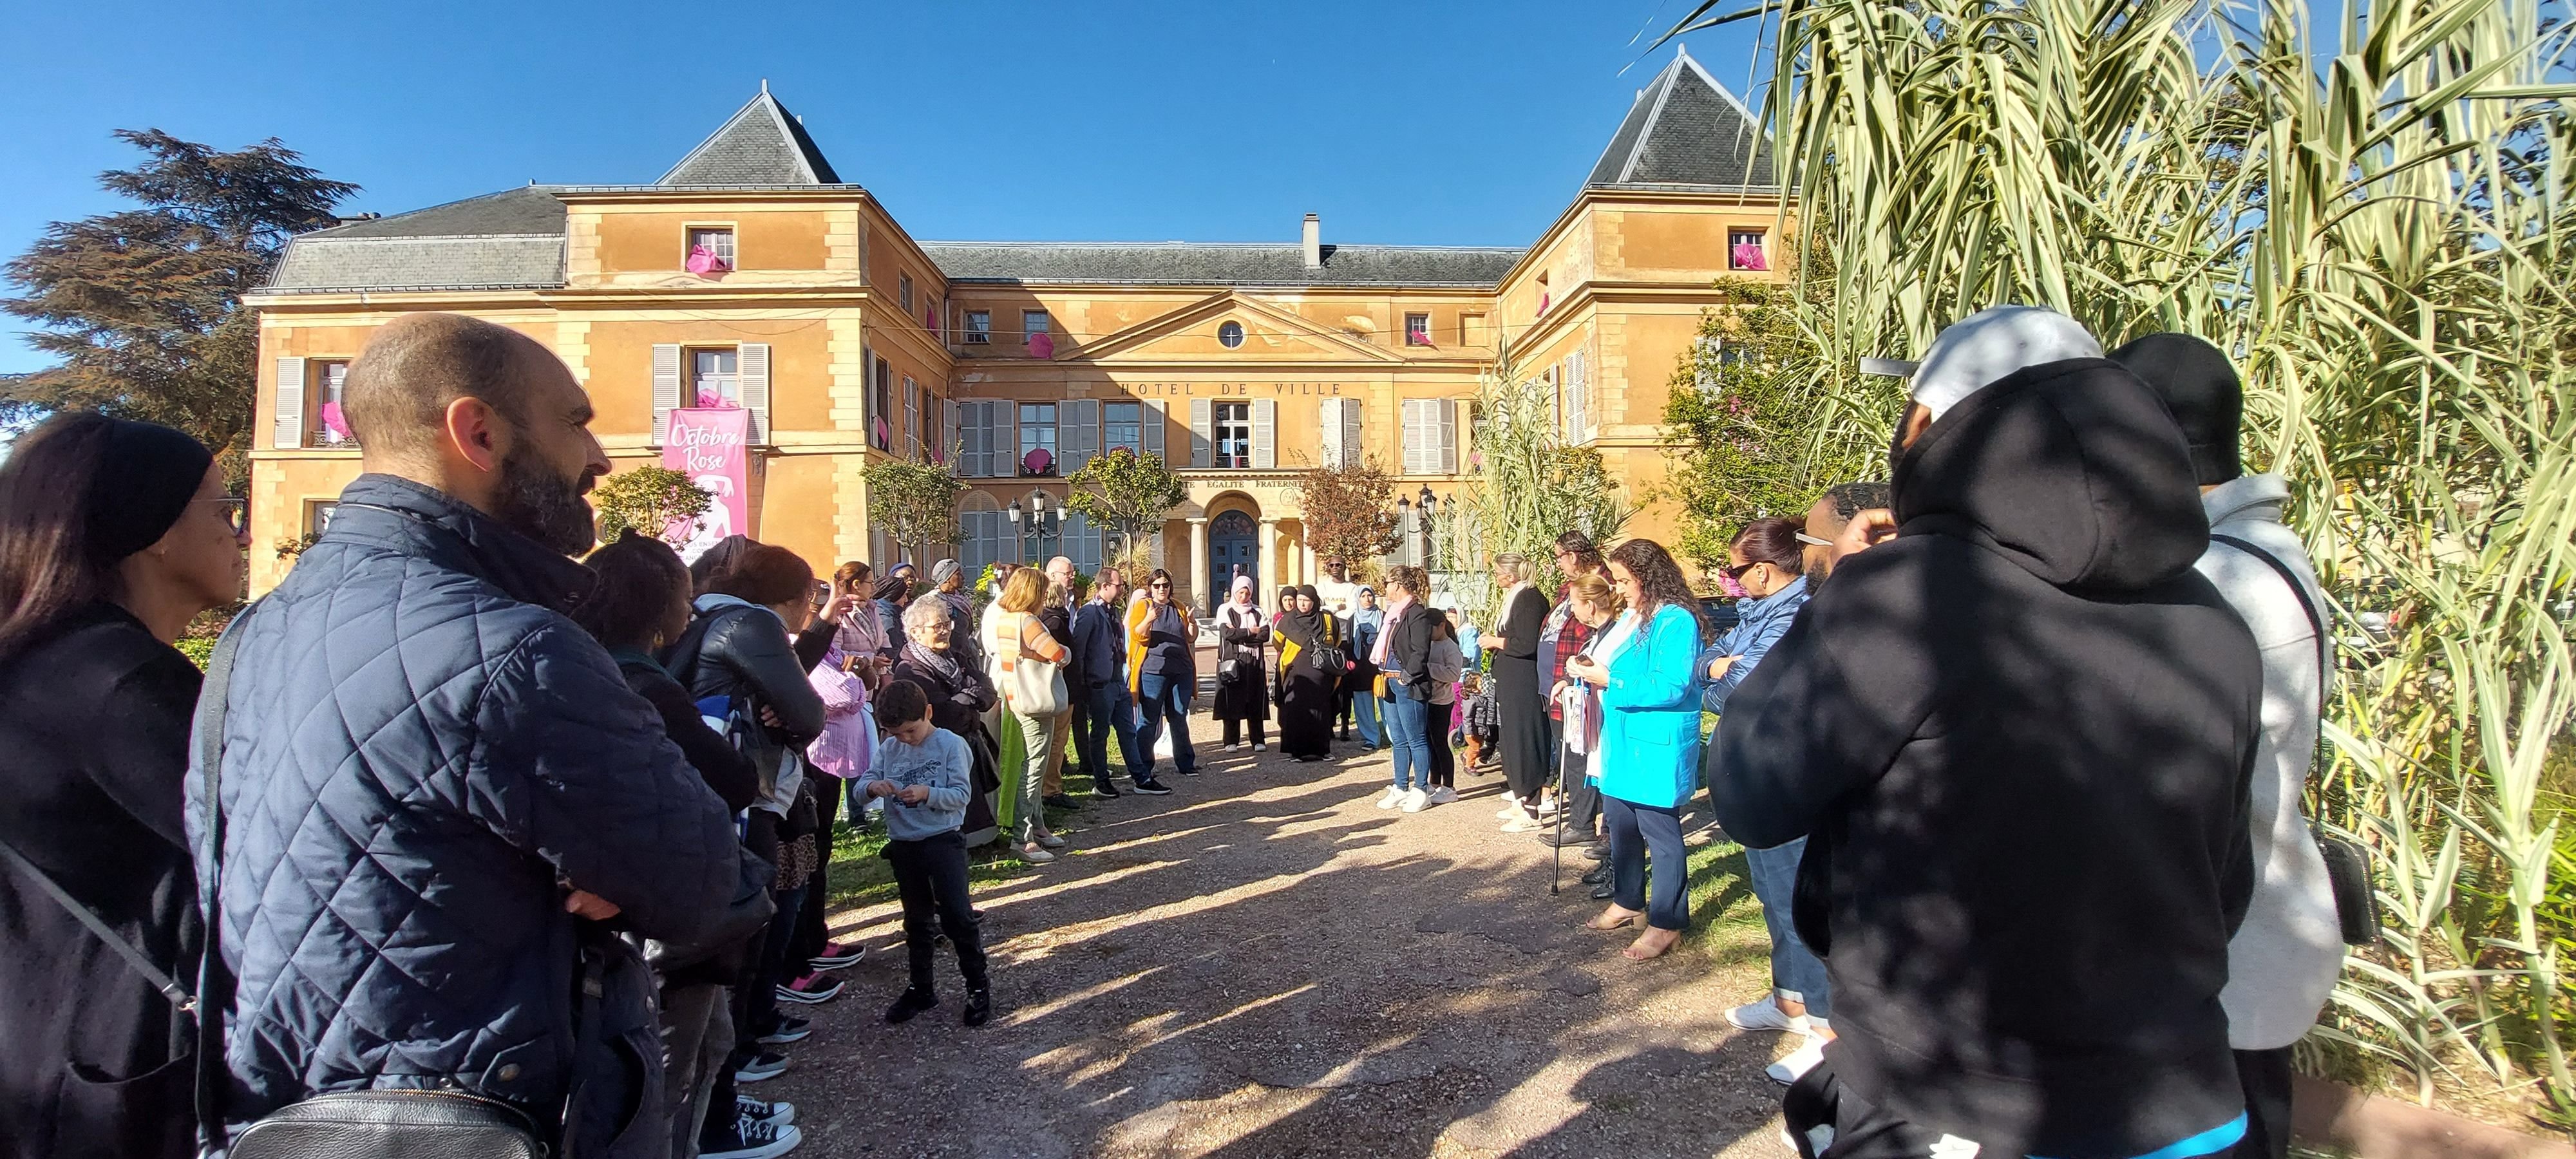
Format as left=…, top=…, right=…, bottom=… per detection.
left=1708, top=306, right=2264, bottom=1159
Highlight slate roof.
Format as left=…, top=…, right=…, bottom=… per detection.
left=1585, top=48, right=1776, bottom=189
left=656, top=86, right=842, bottom=185
left=919, top=241, right=1524, bottom=288
left=265, top=187, right=569, bottom=292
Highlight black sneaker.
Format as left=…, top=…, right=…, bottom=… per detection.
left=1581, top=865, right=1612, bottom=885
left=703, top=1114, right=802, bottom=1159
left=1043, top=793, right=1079, bottom=809
left=1537, top=830, right=1593, bottom=849
left=1094, top=781, right=1122, bottom=799
left=1591, top=881, right=1617, bottom=900
left=963, top=986, right=993, bottom=1028
left=1178, top=767, right=1201, bottom=777
left=885, top=986, right=938, bottom=1024
left=735, top=1095, right=794, bottom=1128
left=1582, top=842, right=1611, bottom=862
left=732, top=1050, right=790, bottom=1084
left=1130, top=779, right=1173, bottom=795
left=757, top=1015, right=810, bottom=1045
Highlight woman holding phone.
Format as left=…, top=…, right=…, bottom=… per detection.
left=1562, top=539, right=1707, bottom=961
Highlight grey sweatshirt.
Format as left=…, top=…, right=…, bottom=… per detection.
left=2195, top=473, right=2345, bottom=1049
left=871, top=726, right=973, bottom=842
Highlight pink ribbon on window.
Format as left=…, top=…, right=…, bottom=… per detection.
left=1029, top=332, right=1055, bottom=359
left=1732, top=243, right=1769, bottom=271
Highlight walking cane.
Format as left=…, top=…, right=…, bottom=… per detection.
left=1550, top=733, right=1569, bottom=896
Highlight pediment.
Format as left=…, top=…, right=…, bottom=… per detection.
left=1074, top=292, right=1405, bottom=364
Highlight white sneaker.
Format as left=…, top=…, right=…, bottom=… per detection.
left=1725, top=996, right=1810, bottom=1034
left=1020, top=845, right=1057, bottom=865
left=1496, top=805, right=1521, bottom=820
left=1377, top=787, right=1405, bottom=809
left=1537, top=797, right=1562, bottom=816
left=1252, top=742, right=1267, bottom=752
left=1400, top=788, right=1429, bottom=813
left=1427, top=786, right=1459, bottom=805
left=1766, top=1035, right=1830, bottom=1085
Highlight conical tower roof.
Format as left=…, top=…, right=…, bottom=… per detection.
left=1584, top=48, right=1775, bottom=189
left=658, top=83, right=842, bottom=185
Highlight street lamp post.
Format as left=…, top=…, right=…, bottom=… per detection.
left=1005, top=491, right=1056, bottom=565
left=1417, top=486, right=1441, bottom=572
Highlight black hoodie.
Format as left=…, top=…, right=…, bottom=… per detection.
left=1708, top=359, right=2262, bottom=1156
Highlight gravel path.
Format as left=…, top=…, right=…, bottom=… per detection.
left=765, top=711, right=1802, bottom=1158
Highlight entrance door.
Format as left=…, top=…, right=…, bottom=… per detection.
left=1207, top=510, right=1258, bottom=614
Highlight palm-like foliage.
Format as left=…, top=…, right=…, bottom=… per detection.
left=1667, top=0, right=2576, bottom=1110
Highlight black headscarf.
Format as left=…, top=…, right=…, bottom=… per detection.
left=871, top=574, right=911, bottom=603
left=1278, top=585, right=1328, bottom=650
left=2110, top=332, right=2242, bottom=485
left=90, top=418, right=214, bottom=565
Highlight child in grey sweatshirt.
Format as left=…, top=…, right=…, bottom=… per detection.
left=866, top=679, right=992, bottom=1026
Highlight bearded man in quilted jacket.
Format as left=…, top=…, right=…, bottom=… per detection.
left=190, top=314, right=773, bottom=1157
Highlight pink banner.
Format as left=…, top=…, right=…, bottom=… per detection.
left=663, top=408, right=750, bottom=563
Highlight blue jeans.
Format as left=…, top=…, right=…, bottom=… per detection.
left=1379, top=680, right=1431, bottom=791
left=1605, top=794, right=1689, bottom=931
left=1077, top=681, right=1146, bottom=784
left=1353, top=688, right=1383, bottom=748
left=1135, top=670, right=1197, bottom=777
left=1745, top=836, right=1831, bottom=1019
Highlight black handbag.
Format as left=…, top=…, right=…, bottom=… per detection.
left=194, top=610, right=555, bottom=1158
left=2210, top=533, right=2382, bottom=947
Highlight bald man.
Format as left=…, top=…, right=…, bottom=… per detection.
left=194, top=313, right=773, bottom=1156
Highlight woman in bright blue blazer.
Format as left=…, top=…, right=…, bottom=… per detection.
left=1564, top=538, right=1709, bottom=961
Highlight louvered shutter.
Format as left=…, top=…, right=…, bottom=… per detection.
left=1141, top=400, right=1166, bottom=459
left=961, top=402, right=987, bottom=476
left=1188, top=399, right=1213, bottom=468
left=1318, top=398, right=1345, bottom=469
left=1401, top=399, right=1425, bottom=475
left=1251, top=399, right=1276, bottom=469
left=1063, top=399, right=1099, bottom=473
left=1437, top=399, right=1458, bottom=474
left=994, top=402, right=1018, bottom=477
left=903, top=379, right=919, bottom=458
left=942, top=397, right=958, bottom=464
left=739, top=343, right=772, bottom=443
left=1341, top=397, right=1364, bottom=468
left=272, top=357, right=306, bottom=449
left=650, top=344, right=682, bottom=445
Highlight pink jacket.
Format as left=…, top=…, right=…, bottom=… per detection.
left=805, top=649, right=875, bottom=779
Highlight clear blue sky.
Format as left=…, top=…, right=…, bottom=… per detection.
left=0, top=0, right=1771, bottom=375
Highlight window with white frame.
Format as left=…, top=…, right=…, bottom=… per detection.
left=964, top=311, right=991, bottom=344
left=899, top=274, right=914, bottom=313
left=1212, top=402, right=1252, bottom=469
left=1401, top=399, right=1458, bottom=475
left=1404, top=313, right=1432, bottom=346
left=1728, top=229, right=1769, bottom=271
left=1022, top=310, right=1050, bottom=346
left=690, top=348, right=740, bottom=408
left=1103, top=401, right=1142, bottom=455
left=685, top=227, right=735, bottom=272
left=1019, top=402, right=1057, bottom=475
left=310, top=359, right=354, bottom=446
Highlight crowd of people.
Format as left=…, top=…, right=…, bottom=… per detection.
left=0, top=304, right=2351, bottom=1159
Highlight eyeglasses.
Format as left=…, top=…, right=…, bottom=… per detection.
left=1150, top=581, right=1172, bottom=589
left=201, top=498, right=249, bottom=535
left=1795, top=532, right=1834, bottom=549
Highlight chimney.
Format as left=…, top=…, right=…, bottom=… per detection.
left=1302, top=213, right=1322, bottom=270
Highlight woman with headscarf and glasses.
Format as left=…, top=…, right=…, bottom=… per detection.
left=1211, top=574, right=1270, bottom=752
left=1271, top=585, right=1351, bottom=762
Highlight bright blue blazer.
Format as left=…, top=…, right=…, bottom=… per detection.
left=1594, top=603, right=1706, bottom=809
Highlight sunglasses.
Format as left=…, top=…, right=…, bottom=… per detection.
left=202, top=497, right=249, bottom=536
left=1150, top=581, right=1172, bottom=589
left=1720, top=560, right=1766, bottom=581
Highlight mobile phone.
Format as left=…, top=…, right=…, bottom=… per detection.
left=1571, top=653, right=1594, bottom=666
left=810, top=579, right=831, bottom=608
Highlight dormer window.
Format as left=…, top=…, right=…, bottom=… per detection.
left=685, top=227, right=735, bottom=276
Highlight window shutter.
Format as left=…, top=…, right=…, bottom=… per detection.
left=1341, top=397, right=1364, bottom=468
left=1251, top=399, right=1276, bottom=469
left=942, top=397, right=958, bottom=464
left=1318, top=398, right=1345, bottom=469
left=1438, top=399, right=1458, bottom=474
left=903, top=379, right=920, bottom=458
left=1188, top=399, right=1213, bottom=468
left=1141, top=400, right=1166, bottom=459
left=994, top=402, right=1018, bottom=476
left=739, top=343, right=771, bottom=443
left=1401, top=399, right=1428, bottom=475
left=272, top=356, right=306, bottom=449
left=1063, top=399, right=1099, bottom=473
left=650, top=345, right=681, bottom=446
left=961, top=402, right=987, bottom=476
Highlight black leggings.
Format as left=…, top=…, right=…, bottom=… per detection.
left=886, top=831, right=988, bottom=994
left=1424, top=699, right=1455, bottom=789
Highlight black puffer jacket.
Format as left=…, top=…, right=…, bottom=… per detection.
left=663, top=596, right=826, bottom=807
left=1707, top=359, right=2262, bottom=1157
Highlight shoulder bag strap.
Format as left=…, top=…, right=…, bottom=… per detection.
left=193, top=606, right=254, bottom=1154
left=2208, top=533, right=2331, bottom=715
left=0, top=836, right=192, bottom=1010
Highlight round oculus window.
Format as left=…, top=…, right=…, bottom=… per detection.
left=1217, top=321, right=1245, bottom=349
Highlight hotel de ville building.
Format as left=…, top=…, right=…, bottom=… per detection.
left=243, top=48, right=1786, bottom=606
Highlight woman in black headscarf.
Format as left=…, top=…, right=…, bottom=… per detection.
left=1271, top=585, right=1350, bottom=762
left=0, top=413, right=249, bottom=1159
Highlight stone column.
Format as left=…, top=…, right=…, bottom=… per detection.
left=1187, top=516, right=1210, bottom=616
left=1257, top=518, right=1280, bottom=608
left=1300, top=532, right=1318, bottom=588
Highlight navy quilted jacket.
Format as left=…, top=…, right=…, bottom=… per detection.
left=189, top=475, right=770, bottom=1144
